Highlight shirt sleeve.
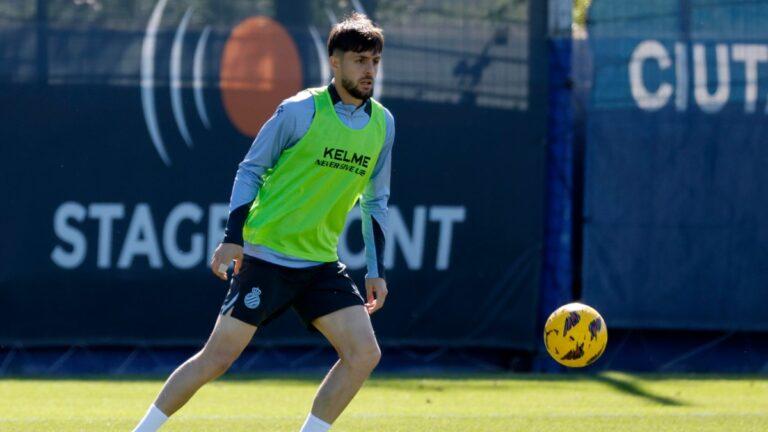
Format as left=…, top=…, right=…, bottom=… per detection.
left=222, top=96, right=310, bottom=245
left=360, top=108, right=395, bottom=278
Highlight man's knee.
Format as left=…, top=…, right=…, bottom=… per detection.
left=199, top=346, right=239, bottom=377
left=339, top=339, right=381, bottom=372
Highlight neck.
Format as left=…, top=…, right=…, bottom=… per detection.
left=332, top=78, right=365, bottom=107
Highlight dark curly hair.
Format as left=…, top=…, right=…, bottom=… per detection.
left=327, top=12, right=384, bottom=57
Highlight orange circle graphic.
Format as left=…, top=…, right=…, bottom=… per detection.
left=220, top=16, right=303, bottom=137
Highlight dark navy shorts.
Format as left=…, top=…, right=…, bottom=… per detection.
left=219, top=255, right=365, bottom=329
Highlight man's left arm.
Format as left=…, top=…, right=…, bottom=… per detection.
left=360, top=109, right=394, bottom=314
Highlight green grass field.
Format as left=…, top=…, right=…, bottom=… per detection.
left=1, top=372, right=766, bottom=431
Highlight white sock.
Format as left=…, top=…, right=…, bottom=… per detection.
left=132, top=404, right=169, bottom=432
left=299, top=413, right=331, bottom=432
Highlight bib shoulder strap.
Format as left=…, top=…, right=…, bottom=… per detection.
left=310, top=87, right=333, bottom=117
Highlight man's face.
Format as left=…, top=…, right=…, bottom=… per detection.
left=333, top=50, right=381, bottom=100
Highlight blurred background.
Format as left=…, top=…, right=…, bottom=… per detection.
left=0, top=0, right=766, bottom=376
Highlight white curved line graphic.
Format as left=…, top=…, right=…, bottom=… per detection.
left=309, top=25, right=330, bottom=85
left=171, top=7, right=194, bottom=148
left=141, top=0, right=171, bottom=166
left=350, top=0, right=383, bottom=98
left=193, top=25, right=212, bottom=130
left=325, top=7, right=338, bottom=24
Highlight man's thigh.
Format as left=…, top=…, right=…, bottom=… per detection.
left=311, top=305, right=378, bottom=354
left=202, top=312, right=257, bottom=359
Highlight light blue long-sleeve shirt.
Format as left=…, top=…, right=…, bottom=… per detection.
left=226, top=84, right=394, bottom=278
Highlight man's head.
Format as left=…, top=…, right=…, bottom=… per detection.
left=327, top=13, right=384, bottom=100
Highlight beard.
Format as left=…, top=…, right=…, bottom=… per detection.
left=341, top=76, right=374, bottom=100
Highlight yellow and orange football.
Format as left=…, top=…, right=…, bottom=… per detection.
left=544, top=303, right=608, bottom=367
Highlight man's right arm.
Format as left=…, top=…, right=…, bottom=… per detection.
left=212, top=95, right=309, bottom=279
left=222, top=101, right=302, bottom=246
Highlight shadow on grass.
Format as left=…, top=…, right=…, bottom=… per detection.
left=588, top=373, right=686, bottom=406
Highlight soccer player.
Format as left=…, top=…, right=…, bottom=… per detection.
left=133, top=13, right=394, bottom=432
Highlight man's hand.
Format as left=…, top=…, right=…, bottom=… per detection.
left=210, top=243, right=244, bottom=281
left=364, top=277, right=388, bottom=315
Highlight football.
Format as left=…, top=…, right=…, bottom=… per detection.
left=543, top=303, right=608, bottom=367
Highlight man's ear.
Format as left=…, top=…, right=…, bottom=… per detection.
left=330, top=51, right=343, bottom=72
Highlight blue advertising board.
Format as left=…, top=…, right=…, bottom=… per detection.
left=0, top=1, right=548, bottom=347
left=583, top=0, right=768, bottom=330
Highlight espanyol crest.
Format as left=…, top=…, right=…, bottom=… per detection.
left=244, top=287, right=262, bottom=309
